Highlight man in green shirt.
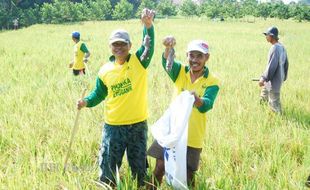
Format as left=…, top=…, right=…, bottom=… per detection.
left=77, top=9, right=155, bottom=188
left=69, top=31, right=91, bottom=76
left=148, top=36, right=220, bottom=189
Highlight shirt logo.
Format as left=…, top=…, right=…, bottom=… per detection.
left=111, top=78, right=132, bottom=97
left=202, top=84, right=208, bottom=89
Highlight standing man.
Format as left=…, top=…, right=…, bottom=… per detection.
left=77, top=9, right=155, bottom=188
left=69, top=31, right=91, bottom=76
left=147, top=37, right=220, bottom=189
left=259, top=26, right=289, bottom=113
left=13, top=18, right=18, bottom=30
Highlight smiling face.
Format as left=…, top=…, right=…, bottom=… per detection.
left=110, top=41, right=131, bottom=61
left=187, top=51, right=210, bottom=73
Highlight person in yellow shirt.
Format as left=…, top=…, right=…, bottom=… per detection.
left=69, top=31, right=91, bottom=76
left=147, top=37, right=220, bottom=189
left=77, top=9, right=155, bottom=188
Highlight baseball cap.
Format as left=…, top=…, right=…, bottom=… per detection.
left=263, top=26, right=279, bottom=39
left=109, top=29, right=131, bottom=45
left=72, top=31, right=80, bottom=39
left=187, top=40, right=209, bottom=54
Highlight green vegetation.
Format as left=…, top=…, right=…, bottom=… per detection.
left=0, top=18, right=309, bottom=189
left=1, top=0, right=310, bottom=29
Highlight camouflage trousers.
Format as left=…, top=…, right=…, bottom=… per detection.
left=260, top=86, right=282, bottom=113
left=99, top=120, right=148, bottom=187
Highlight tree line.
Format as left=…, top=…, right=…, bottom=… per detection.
left=1, top=0, right=309, bottom=29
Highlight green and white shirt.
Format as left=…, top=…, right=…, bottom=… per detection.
left=84, top=26, right=155, bottom=125
left=162, top=56, right=220, bottom=148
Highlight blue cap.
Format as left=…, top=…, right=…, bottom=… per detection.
left=263, top=26, right=279, bottom=40
left=72, top=31, right=80, bottom=39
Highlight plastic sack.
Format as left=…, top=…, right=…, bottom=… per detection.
left=151, top=91, right=195, bottom=190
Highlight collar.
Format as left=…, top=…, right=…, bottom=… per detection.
left=109, top=54, right=131, bottom=63
left=185, top=66, right=209, bottom=78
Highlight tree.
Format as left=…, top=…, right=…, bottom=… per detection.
left=200, top=1, right=221, bottom=19
left=0, top=0, right=19, bottom=28
left=17, top=0, right=52, bottom=9
left=241, top=0, right=258, bottom=17
left=112, top=0, right=134, bottom=20
left=289, top=4, right=310, bottom=21
left=40, top=2, right=55, bottom=23
left=136, top=0, right=157, bottom=18
left=19, top=4, right=41, bottom=26
left=156, top=0, right=177, bottom=17
left=257, top=3, right=271, bottom=19
left=89, top=0, right=112, bottom=20
left=179, top=0, right=199, bottom=16
left=270, top=2, right=290, bottom=19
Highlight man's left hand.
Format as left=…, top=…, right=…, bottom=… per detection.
left=191, top=91, right=203, bottom=108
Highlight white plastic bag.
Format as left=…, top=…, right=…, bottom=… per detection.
left=151, top=91, right=195, bottom=190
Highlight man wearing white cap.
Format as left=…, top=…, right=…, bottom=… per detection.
left=77, top=8, right=155, bottom=188
left=147, top=37, right=220, bottom=189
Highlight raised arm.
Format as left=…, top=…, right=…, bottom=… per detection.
left=136, top=8, right=155, bottom=69
left=161, top=36, right=181, bottom=82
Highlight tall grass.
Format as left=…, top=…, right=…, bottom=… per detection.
left=0, top=18, right=309, bottom=189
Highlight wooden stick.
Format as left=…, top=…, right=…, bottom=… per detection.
left=63, top=88, right=87, bottom=174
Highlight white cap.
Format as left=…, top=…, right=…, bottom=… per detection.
left=187, top=40, right=209, bottom=54
left=109, top=29, right=131, bottom=45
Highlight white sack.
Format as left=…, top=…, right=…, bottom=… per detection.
left=151, top=90, right=195, bottom=190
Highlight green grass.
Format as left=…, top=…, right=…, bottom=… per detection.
left=0, top=18, right=309, bottom=189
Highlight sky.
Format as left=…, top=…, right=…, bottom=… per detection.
left=260, top=0, right=299, bottom=4
left=280, top=0, right=298, bottom=3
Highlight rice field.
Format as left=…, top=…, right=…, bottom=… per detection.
left=0, top=18, right=309, bottom=189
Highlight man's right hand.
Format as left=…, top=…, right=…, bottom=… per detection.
left=69, top=63, right=73, bottom=68
left=258, top=78, right=265, bottom=87
left=163, top=36, right=176, bottom=59
left=77, top=99, right=87, bottom=110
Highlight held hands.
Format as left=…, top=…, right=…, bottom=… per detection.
left=141, top=8, right=155, bottom=29
left=77, top=99, right=87, bottom=110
